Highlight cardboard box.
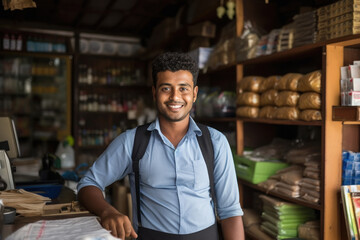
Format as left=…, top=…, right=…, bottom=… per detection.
left=348, top=91, right=360, bottom=105
left=187, top=21, right=216, bottom=38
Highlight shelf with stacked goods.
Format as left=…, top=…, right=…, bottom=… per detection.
left=0, top=52, right=72, bottom=158
left=73, top=54, right=153, bottom=166
left=234, top=1, right=360, bottom=239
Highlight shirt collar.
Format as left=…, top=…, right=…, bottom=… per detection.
left=147, top=116, right=202, bottom=137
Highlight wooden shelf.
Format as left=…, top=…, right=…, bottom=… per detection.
left=332, top=106, right=360, bottom=121
left=78, top=84, right=151, bottom=90
left=79, top=111, right=129, bottom=115
left=238, top=178, right=322, bottom=211
left=239, top=34, right=360, bottom=66
left=199, top=64, right=236, bottom=75
left=237, top=117, right=322, bottom=126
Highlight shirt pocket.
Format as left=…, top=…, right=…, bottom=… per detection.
left=193, top=159, right=210, bottom=190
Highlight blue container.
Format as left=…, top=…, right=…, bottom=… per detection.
left=343, top=169, right=353, bottom=178
left=343, top=159, right=355, bottom=170
left=342, top=177, right=353, bottom=185
left=343, top=151, right=350, bottom=160
left=348, top=152, right=360, bottom=162
left=353, top=178, right=360, bottom=185
left=16, top=184, right=63, bottom=199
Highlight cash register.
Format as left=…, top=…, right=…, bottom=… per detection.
left=0, top=117, right=19, bottom=190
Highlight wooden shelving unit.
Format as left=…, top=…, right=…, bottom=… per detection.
left=235, top=1, right=360, bottom=239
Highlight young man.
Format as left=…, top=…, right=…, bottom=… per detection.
left=77, top=52, right=244, bottom=240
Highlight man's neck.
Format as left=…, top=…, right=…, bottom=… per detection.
left=159, top=116, right=190, bottom=148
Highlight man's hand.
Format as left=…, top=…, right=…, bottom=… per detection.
left=78, top=186, right=138, bottom=239
left=100, top=209, right=138, bottom=239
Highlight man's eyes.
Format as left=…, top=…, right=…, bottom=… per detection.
left=160, top=87, right=189, bottom=92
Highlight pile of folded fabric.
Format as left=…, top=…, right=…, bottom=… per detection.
left=292, top=10, right=317, bottom=47
left=259, top=194, right=317, bottom=239
left=300, top=160, right=321, bottom=203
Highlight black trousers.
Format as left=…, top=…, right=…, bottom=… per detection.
left=136, top=223, right=220, bottom=240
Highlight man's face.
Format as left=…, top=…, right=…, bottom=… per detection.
left=152, top=70, right=198, bottom=122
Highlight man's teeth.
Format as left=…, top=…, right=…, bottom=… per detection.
left=168, top=105, right=182, bottom=109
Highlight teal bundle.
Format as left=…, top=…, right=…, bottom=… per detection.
left=259, top=194, right=317, bottom=239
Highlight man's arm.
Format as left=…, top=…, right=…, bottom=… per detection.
left=221, top=216, right=245, bottom=240
left=78, top=186, right=137, bottom=239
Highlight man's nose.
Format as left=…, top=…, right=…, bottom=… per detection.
left=170, top=89, right=181, bottom=100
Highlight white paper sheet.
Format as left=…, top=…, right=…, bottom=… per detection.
left=6, top=216, right=121, bottom=240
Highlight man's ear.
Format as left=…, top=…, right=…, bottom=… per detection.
left=193, top=86, right=198, bottom=102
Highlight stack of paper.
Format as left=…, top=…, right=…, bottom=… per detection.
left=259, top=195, right=317, bottom=239
left=6, top=216, right=120, bottom=240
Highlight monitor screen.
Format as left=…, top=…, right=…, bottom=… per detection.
left=0, top=116, right=21, bottom=159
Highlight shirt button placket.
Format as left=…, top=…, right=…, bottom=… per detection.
left=174, top=148, right=183, bottom=233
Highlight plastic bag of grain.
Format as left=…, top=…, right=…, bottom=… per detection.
left=259, top=75, right=281, bottom=92
left=274, top=91, right=300, bottom=107
left=297, top=70, right=321, bottom=93
left=300, top=110, right=322, bottom=121
left=237, top=92, right=260, bottom=106
left=236, top=106, right=259, bottom=118
left=298, top=92, right=321, bottom=109
left=238, top=76, right=265, bottom=93
left=260, top=89, right=278, bottom=106
left=278, top=73, right=303, bottom=91
left=259, top=106, right=277, bottom=119
left=275, top=107, right=300, bottom=120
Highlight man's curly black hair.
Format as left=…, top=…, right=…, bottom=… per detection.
left=152, top=52, right=199, bottom=87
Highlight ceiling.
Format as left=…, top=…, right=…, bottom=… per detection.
left=0, top=0, right=186, bottom=39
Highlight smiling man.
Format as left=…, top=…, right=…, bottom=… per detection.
left=77, top=52, right=244, bottom=240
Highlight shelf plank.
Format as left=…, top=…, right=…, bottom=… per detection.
left=238, top=178, right=321, bottom=210
left=79, top=111, right=129, bottom=115
left=332, top=106, right=360, bottom=121
left=78, top=84, right=151, bottom=90
left=239, top=34, right=360, bottom=66
left=199, top=64, right=236, bottom=75
left=237, top=117, right=322, bottom=126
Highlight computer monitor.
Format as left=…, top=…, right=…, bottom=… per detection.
left=0, top=116, right=21, bottom=159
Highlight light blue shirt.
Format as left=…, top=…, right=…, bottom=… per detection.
left=77, top=117, right=243, bottom=234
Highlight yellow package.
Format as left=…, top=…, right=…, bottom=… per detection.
left=297, top=70, right=321, bottom=93
left=298, top=92, right=321, bottom=110
left=274, top=91, right=300, bottom=107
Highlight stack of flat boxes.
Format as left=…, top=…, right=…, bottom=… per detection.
left=317, top=0, right=360, bottom=41
left=340, top=61, right=360, bottom=106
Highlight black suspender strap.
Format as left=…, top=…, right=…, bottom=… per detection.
left=132, top=122, right=217, bottom=227
left=132, top=123, right=151, bottom=226
left=196, top=123, right=218, bottom=217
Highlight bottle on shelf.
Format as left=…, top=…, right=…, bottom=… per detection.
left=3, top=33, right=10, bottom=50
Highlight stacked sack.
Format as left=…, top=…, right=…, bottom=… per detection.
left=259, top=194, right=317, bottom=239
left=236, top=76, right=264, bottom=118
left=259, top=165, right=304, bottom=198
left=258, top=141, right=322, bottom=204
left=236, top=70, right=322, bottom=121
left=284, top=142, right=322, bottom=204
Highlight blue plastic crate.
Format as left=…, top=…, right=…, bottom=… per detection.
left=16, top=184, right=63, bottom=199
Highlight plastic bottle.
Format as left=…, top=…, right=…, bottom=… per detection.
left=3, top=34, right=9, bottom=50
left=55, top=136, right=75, bottom=169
